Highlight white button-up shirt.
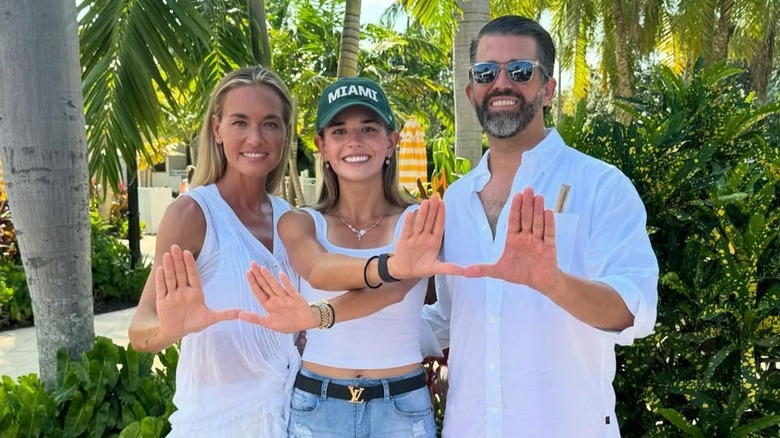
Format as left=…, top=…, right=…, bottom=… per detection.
left=422, top=128, right=658, bottom=437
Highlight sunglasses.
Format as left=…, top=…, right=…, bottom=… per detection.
left=469, top=60, right=544, bottom=85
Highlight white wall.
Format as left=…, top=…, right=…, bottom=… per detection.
left=138, top=187, right=172, bottom=235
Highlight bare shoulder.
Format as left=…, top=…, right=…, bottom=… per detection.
left=154, top=196, right=206, bottom=259
left=279, top=208, right=315, bottom=234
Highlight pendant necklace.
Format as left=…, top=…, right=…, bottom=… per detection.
left=336, top=207, right=390, bottom=241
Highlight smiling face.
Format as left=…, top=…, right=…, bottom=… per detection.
left=315, top=105, right=399, bottom=183
left=212, top=84, right=287, bottom=181
left=466, top=34, right=556, bottom=139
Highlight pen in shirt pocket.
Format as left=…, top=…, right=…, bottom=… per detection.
left=553, top=184, right=571, bottom=213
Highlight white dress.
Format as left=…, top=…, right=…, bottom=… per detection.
left=166, top=184, right=300, bottom=437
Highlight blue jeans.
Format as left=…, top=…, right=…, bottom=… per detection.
left=288, top=367, right=437, bottom=438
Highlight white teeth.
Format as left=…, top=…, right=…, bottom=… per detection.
left=491, top=99, right=516, bottom=107
left=243, top=152, right=267, bottom=158
left=343, top=155, right=369, bottom=163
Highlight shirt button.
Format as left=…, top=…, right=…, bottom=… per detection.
left=488, top=317, right=496, bottom=324
left=490, top=408, right=498, bottom=414
left=489, top=363, right=496, bottom=370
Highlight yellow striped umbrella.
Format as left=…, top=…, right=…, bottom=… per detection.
left=397, top=117, right=427, bottom=192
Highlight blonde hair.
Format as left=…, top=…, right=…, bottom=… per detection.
left=312, top=126, right=415, bottom=211
left=190, top=66, right=292, bottom=193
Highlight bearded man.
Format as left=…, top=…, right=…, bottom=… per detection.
left=421, top=15, right=659, bottom=438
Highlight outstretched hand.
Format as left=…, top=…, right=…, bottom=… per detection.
left=391, top=196, right=463, bottom=279
left=239, top=262, right=318, bottom=333
left=155, top=245, right=241, bottom=339
left=464, top=188, right=561, bottom=293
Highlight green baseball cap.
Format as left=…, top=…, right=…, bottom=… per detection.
left=316, top=77, right=395, bottom=132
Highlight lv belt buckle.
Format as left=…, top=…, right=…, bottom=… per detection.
left=347, top=385, right=365, bottom=403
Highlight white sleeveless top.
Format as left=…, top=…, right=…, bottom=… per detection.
left=167, top=184, right=300, bottom=437
left=300, top=205, right=427, bottom=369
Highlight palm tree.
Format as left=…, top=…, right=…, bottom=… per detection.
left=0, top=0, right=94, bottom=385
left=453, top=0, right=490, bottom=167
left=338, top=0, right=363, bottom=77
left=397, top=0, right=485, bottom=166
left=249, top=0, right=273, bottom=67
left=734, top=0, right=779, bottom=102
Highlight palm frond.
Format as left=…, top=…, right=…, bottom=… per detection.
left=79, top=0, right=210, bottom=189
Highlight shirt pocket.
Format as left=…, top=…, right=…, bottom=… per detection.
left=554, top=213, right=579, bottom=271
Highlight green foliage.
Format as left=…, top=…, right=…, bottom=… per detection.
left=0, top=208, right=149, bottom=328
left=558, top=60, right=780, bottom=436
left=428, top=135, right=471, bottom=197
left=90, top=208, right=151, bottom=304
left=0, top=337, right=178, bottom=437
left=78, top=0, right=208, bottom=192
left=0, top=262, right=32, bottom=326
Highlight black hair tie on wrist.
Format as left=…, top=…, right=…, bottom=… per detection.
left=377, top=253, right=401, bottom=283
left=364, top=255, right=383, bottom=289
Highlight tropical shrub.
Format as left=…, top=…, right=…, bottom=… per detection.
left=0, top=209, right=150, bottom=328
left=0, top=262, right=31, bottom=326
left=0, top=337, right=178, bottom=437
left=0, top=200, right=18, bottom=263
left=90, top=209, right=151, bottom=304
left=428, top=135, right=471, bottom=197
left=558, top=60, right=780, bottom=436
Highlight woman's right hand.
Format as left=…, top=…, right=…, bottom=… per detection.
left=390, top=196, right=463, bottom=279
left=239, top=262, right=319, bottom=333
left=155, top=244, right=241, bottom=339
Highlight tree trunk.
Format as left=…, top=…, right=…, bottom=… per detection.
left=126, top=159, right=141, bottom=269
left=0, top=0, right=94, bottom=386
left=612, top=0, right=634, bottom=98
left=337, top=0, right=362, bottom=77
left=454, top=0, right=489, bottom=168
left=749, top=29, right=774, bottom=103
left=712, top=0, right=734, bottom=61
left=248, top=0, right=272, bottom=67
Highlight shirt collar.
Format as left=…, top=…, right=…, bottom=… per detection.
left=470, top=128, right=566, bottom=192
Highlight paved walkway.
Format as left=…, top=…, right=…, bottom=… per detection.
left=0, top=235, right=156, bottom=380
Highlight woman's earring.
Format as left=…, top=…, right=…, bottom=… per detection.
left=385, top=157, right=391, bottom=166
left=325, top=161, right=331, bottom=169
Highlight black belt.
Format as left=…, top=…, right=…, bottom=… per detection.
left=294, top=372, right=427, bottom=403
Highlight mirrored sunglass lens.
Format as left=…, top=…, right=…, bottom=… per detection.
left=472, top=63, right=498, bottom=84
left=507, top=61, right=534, bottom=82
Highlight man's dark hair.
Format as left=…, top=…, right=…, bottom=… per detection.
left=469, top=16, right=555, bottom=82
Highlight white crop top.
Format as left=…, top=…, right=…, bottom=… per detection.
left=300, top=205, right=427, bottom=369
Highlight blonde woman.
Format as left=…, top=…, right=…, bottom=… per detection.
left=128, top=66, right=299, bottom=437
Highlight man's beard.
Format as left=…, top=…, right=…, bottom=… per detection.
left=474, top=88, right=543, bottom=139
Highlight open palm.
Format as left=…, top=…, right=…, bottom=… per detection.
left=155, top=245, right=240, bottom=339
left=392, top=196, right=463, bottom=279
left=465, top=188, right=560, bottom=292
left=239, top=262, right=317, bottom=333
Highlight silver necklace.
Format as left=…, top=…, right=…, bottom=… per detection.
left=336, top=207, right=390, bottom=241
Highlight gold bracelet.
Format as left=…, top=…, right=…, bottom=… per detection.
left=324, top=301, right=336, bottom=329
left=310, top=300, right=334, bottom=330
